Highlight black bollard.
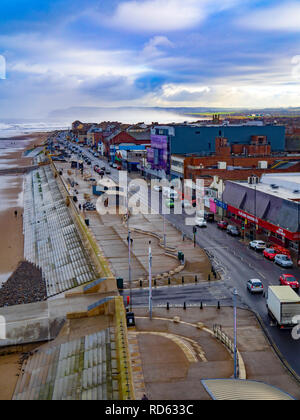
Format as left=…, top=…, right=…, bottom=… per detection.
left=195, top=275, right=198, bottom=283
left=208, top=274, right=211, bottom=282
left=168, top=277, right=171, bottom=285
left=200, top=302, right=203, bottom=310
left=154, top=279, right=157, bottom=287
left=183, top=302, right=186, bottom=310
left=217, top=301, right=221, bottom=310
left=182, top=276, right=184, bottom=284
left=167, top=302, right=170, bottom=311
left=140, top=280, right=143, bottom=288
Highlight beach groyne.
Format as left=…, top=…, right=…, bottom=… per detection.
left=0, top=165, right=40, bottom=176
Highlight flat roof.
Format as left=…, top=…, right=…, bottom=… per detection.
left=201, top=379, right=295, bottom=400
left=234, top=177, right=300, bottom=202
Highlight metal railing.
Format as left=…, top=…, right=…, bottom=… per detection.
left=213, top=324, right=240, bottom=377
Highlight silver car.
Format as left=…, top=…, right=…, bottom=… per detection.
left=247, top=279, right=264, bottom=294
left=249, top=240, right=266, bottom=251
left=274, top=254, right=293, bottom=268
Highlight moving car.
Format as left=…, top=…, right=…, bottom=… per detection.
left=181, top=199, right=193, bottom=209
left=153, top=185, right=162, bottom=192
left=247, top=279, right=264, bottom=294
left=263, top=248, right=279, bottom=261
left=226, top=225, right=241, bottom=236
left=204, top=212, right=215, bottom=223
left=165, top=199, right=175, bottom=209
left=217, top=221, right=228, bottom=230
left=279, top=274, right=299, bottom=291
left=274, top=254, right=293, bottom=268
left=249, top=240, right=266, bottom=252
left=195, top=217, right=207, bottom=228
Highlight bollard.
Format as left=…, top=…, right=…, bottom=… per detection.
left=168, top=277, right=171, bottom=285
left=182, top=276, right=184, bottom=284
left=200, top=302, right=203, bottom=310
left=208, top=274, right=211, bottom=282
left=217, top=301, right=221, bottom=310
left=167, top=302, right=170, bottom=311
left=140, top=280, right=143, bottom=288
left=183, top=302, right=186, bottom=310
left=154, top=279, right=157, bottom=287
left=195, top=275, right=198, bottom=283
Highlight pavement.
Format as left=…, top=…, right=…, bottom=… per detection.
left=127, top=307, right=300, bottom=400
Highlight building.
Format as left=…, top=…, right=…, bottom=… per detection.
left=145, top=124, right=286, bottom=178
left=222, top=173, right=300, bottom=253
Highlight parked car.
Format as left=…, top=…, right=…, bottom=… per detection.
left=105, top=169, right=111, bottom=175
left=263, top=248, right=279, bottom=261
left=195, top=217, right=207, bottom=228
left=226, top=225, right=241, bottom=236
left=249, top=240, right=266, bottom=252
left=217, top=221, right=228, bottom=230
left=274, top=254, right=293, bottom=268
left=279, top=274, right=299, bottom=291
left=247, top=279, right=264, bottom=294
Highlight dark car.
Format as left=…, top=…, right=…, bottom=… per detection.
left=217, top=221, right=228, bottom=230
left=204, top=212, right=215, bottom=222
left=226, top=225, right=241, bottom=236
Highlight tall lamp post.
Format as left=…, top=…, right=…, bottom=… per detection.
left=149, top=241, right=153, bottom=320
left=233, top=288, right=238, bottom=379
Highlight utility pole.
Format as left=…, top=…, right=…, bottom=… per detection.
left=149, top=241, right=153, bottom=320
left=233, top=288, right=238, bottom=379
left=163, top=214, right=166, bottom=247
left=128, top=231, right=132, bottom=312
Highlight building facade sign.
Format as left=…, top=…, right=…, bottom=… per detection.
left=227, top=205, right=300, bottom=241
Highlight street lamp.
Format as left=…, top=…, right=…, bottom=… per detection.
left=127, top=231, right=133, bottom=312
left=233, top=288, right=238, bottom=379
left=149, top=241, right=153, bottom=320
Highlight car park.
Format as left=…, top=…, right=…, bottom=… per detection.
left=274, top=254, right=293, bottom=268
left=217, top=221, right=228, bottom=230
left=226, top=225, right=241, bottom=236
left=247, top=279, right=264, bottom=294
left=263, top=248, right=278, bottom=261
left=249, top=240, right=266, bottom=252
left=279, top=274, right=299, bottom=291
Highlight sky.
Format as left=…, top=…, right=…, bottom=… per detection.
left=0, top=0, right=300, bottom=119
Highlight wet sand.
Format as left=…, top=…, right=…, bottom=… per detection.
left=0, top=133, right=49, bottom=282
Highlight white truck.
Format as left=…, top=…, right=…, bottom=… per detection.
left=266, top=286, right=300, bottom=329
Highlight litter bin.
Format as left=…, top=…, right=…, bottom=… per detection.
left=126, top=312, right=135, bottom=327
left=117, top=277, right=124, bottom=290
left=178, top=251, right=184, bottom=262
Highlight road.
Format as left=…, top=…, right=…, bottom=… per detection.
left=61, top=139, right=300, bottom=377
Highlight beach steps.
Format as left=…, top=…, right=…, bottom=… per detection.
left=23, top=166, right=95, bottom=297
left=13, top=328, right=119, bottom=400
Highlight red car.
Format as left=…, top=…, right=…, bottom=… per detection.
left=217, top=221, right=228, bottom=230
left=279, top=274, right=300, bottom=291
left=263, top=248, right=279, bottom=261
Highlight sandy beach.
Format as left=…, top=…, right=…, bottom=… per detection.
left=0, top=133, right=48, bottom=284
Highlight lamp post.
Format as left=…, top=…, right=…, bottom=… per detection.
left=163, top=214, right=166, bottom=247
left=128, top=231, right=133, bottom=312
left=149, top=241, right=153, bottom=320
left=233, top=288, right=238, bottom=379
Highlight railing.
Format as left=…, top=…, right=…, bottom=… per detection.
left=213, top=324, right=240, bottom=377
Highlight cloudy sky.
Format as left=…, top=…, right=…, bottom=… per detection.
left=0, top=0, right=300, bottom=119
